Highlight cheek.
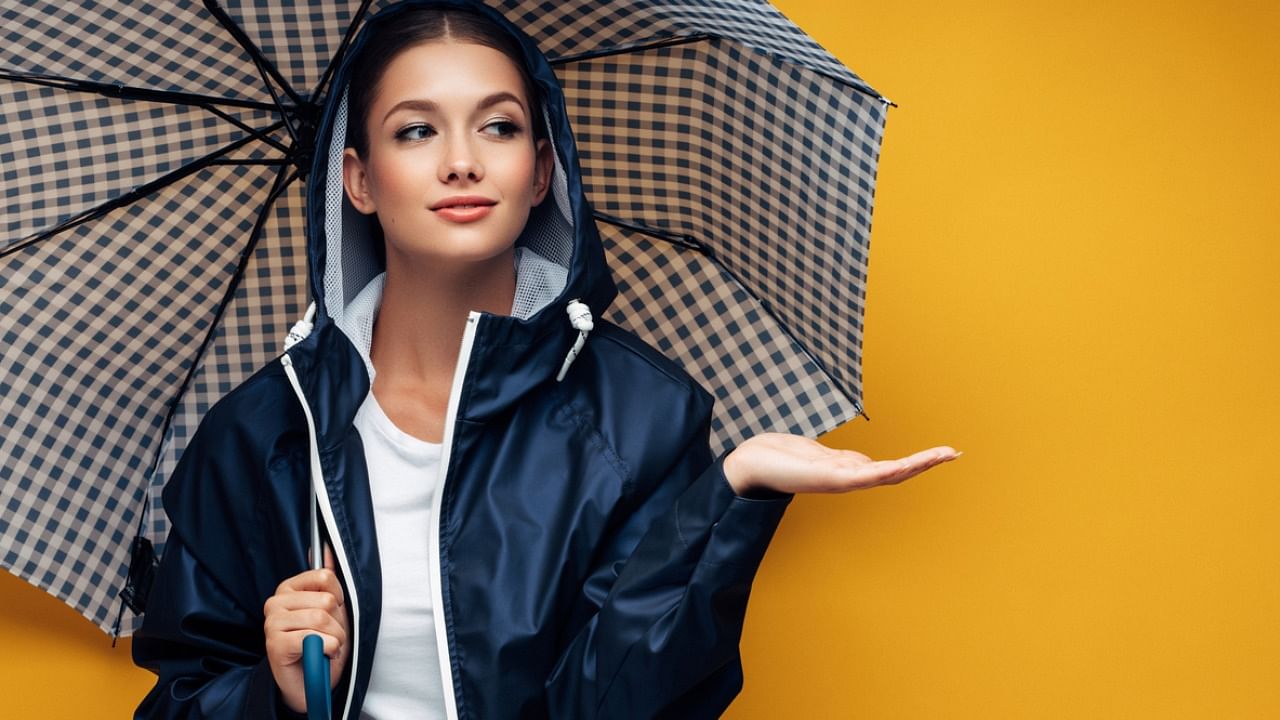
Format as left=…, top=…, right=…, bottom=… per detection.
left=491, top=149, right=538, bottom=195
left=367, top=152, right=429, bottom=205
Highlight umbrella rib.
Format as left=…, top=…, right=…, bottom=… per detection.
left=203, top=104, right=291, bottom=154
left=0, top=70, right=278, bottom=112
left=144, top=163, right=299, bottom=492
left=549, top=33, right=715, bottom=66
left=803, top=68, right=892, bottom=107
left=202, top=0, right=306, bottom=110
left=592, top=211, right=711, bottom=254
left=311, top=0, right=376, bottom=104
left=548, top=34, right=889, bottom=104
left=1, top=71, right=291, bottom=154
left=1, top=120, right=285, bottom=259
left=208, top=158, right=290, bottom=166
left=594, top=212, right=866, bottom=420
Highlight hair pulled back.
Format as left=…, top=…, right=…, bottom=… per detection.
left=344, top=6, right=546, bottom=158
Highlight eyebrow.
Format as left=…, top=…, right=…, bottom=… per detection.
left=381, top=91, right=526, bottom=126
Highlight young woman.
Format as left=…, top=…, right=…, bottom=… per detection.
left=133, top=2, right=958, bottom=718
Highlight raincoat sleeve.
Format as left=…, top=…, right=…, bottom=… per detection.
left=544, top=409, right=792, bottom=718
left=131, top=379, right=315, bottom=720
left=131, top=533, right=308, bottom=720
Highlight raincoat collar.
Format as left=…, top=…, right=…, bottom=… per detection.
left=299, top=0, right=617, bottom=447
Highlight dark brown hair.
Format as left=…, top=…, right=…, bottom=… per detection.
left=344, top=6, right=546, bottom=158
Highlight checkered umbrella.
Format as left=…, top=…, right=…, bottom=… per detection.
left=0, top=0, right=888, bottom=635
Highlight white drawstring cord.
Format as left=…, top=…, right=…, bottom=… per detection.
left=283, top=302, right=317, bottom=351
left=556, top=299, right=593, bottom=382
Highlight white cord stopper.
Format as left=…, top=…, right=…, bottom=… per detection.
left=556, top=299, right=593, bottom=382
left=283, top=302, right=317, bottom=351
left=565, top=299, right=593, bottom=333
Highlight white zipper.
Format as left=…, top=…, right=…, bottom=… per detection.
left=430, top=311, right=480, bottom=720
left=280, top=353, right=361, bottom=720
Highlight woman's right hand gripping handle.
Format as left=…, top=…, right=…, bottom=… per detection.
left=264, top=545, right=350, bottom=714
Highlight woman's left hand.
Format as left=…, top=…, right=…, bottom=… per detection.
left=722, top=432, right=960, bottom=497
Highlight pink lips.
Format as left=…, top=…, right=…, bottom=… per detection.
left=431, top=196, right=496, bottom=223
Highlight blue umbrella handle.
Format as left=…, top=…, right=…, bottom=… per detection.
left=303, top=633, right=331, bottom=720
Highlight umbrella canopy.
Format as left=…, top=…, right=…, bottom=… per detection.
left=0, top=0, right=888, bottom=635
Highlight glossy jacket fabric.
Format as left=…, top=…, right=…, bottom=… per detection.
left=132, top=1, right=791, bottom=718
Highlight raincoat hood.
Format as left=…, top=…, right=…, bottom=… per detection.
left=299, top=0, right=616, bottom=437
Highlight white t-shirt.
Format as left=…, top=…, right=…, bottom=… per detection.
left=354, top=391, right=447, bottom=720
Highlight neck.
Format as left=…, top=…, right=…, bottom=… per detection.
left=370, top=246, right=516, bottom=385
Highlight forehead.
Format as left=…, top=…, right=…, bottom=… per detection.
left=373, top=40, right=530, bottom=114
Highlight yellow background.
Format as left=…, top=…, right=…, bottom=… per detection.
left=3, top=0, right=1278, bottom=716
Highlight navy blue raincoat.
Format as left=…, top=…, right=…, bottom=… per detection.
left=133, top=2, right=791, bottom=717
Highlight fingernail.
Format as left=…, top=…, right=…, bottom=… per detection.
left=953, top=451, right=963, bottom=459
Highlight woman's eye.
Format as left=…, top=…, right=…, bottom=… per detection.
left=395, top=123, right=435, bottom=141
left=483, top=120, right=521, bottom=137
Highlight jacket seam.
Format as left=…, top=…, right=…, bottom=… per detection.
left=673, top=496, right=691, bottom=550
left=591, top=324, right=702, bottom=394
left=554, top=397, right=634, bottom=494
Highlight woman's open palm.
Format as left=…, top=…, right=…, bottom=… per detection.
left=723, top=432, right=960, bottom=496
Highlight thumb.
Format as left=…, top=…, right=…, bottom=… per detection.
left=324, top=543, right=336, bottom=572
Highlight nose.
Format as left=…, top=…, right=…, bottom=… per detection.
left=438, top=136, right=483, bottom=183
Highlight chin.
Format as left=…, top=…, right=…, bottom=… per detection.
left=400, top=241, right=517, bottom=268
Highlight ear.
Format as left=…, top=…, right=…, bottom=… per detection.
left=531, top=138, right=553, bottom=207
left=342, top=147, right=377, bottom=215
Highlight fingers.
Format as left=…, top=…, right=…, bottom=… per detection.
left=274, top=560, right=344, bottom=607
left=901, top=446, right=960, bottom=466
left=265, top=605, right=349, bottom=640
left=263, top=592, right=347, bottom=652
left=888, top=446, right=959, bottom=479
left=265, top=548, right=347, bottom=639
left=265, top=626, right=346, bottom=662
left=833, top=446, right=961, bottom=491
left=891, top=446, right=959, bottom=481
left=265, top=589, right=343, bottom=614
left=264, top=590, right=349, bottom=664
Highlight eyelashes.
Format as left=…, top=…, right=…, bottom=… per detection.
left=482, top=120, right=522, bottom=137
left=393, top=119, right=523, bottom=142
left=394, top=123, right=436, bottom=141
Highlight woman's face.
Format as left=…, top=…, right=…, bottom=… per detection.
left=342, top=40, right=552, bottom=268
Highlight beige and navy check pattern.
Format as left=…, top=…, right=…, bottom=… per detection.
left=1, top=0, right=886, bottom=634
